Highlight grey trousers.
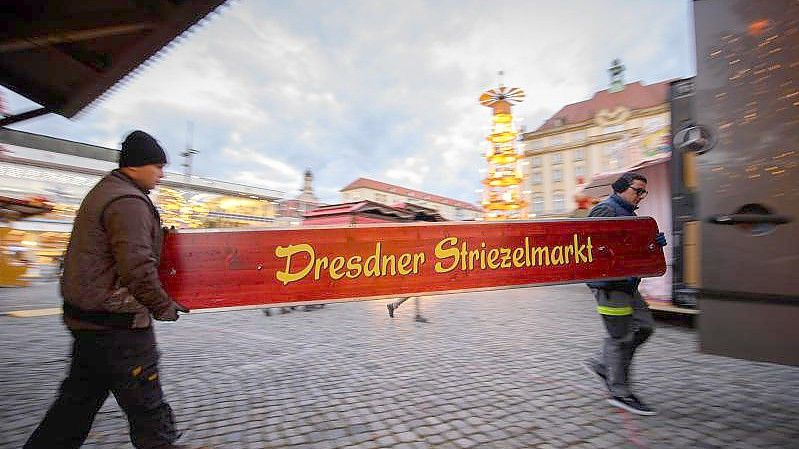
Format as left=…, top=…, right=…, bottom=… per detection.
left=589, top=288, right=655, bottom=397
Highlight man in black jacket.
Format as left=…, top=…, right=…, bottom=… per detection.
left=583, top=172, right=666, bottom=416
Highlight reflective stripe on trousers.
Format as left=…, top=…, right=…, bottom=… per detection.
left=596, top=305, right=633, bottom=316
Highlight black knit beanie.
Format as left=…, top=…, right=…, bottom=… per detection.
left=119, top=130, right=168, bottom=168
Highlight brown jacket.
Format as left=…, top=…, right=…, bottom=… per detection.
left=61, top=170, right=173, bottom=330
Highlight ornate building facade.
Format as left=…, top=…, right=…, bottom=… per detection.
left=520, top=61, right=672, bottom=216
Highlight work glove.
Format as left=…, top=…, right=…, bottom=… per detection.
left=154, top=300, right=190, bottom=321
left=655, top=232, right=667, bottom=247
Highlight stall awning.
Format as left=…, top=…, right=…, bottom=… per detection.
left=0, top=0, right=227, bottom=124
left=0, top=195, right=53, bottom=220
left=579, top=154, right=671, bottom=199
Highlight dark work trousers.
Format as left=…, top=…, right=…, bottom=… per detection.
left=588, top=288, right=655, bottom=397
left=24, top=327, right=178, bottom=449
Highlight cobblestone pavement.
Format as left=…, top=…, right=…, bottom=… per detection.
left=1, top=283, right=798, bottom=449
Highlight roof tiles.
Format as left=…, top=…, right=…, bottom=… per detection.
left=340, top=178, right=482, bottom=211
left=533, top=80, right=671, bottom=133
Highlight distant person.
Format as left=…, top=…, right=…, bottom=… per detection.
left=24, top=131, right=205, bottom=449
left=583, top=172, right=667, bottom=416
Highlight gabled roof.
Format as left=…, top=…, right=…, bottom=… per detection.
left=0, top=0, right=228, bottom=123
left=303, top=200, right=413, bottom=220
left=532, top=80, right=671, bottom=133
left=303, top=200, right=447, bottom=222
left=340, top=177, right=482, bottom=211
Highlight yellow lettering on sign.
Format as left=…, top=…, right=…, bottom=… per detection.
left=499, top=248, right=512, bottom=268
left=512, top=248, right=525, bottom=268
left=364, top=243, right=381, bottom=277
left=329, top=256, right=346, bottom=280
left=275, top=243, right=315, bottom=285
left=550, top=246, right=565, bottom=266
left=381, top=254, right=396, bottom=276
left=398, top=253, right=413, bottom=275
left=487, top=248, right=500, bottom=269
left=314, top=257, right=329, bottom=280
left=275, top=234, right=597, bottom=285
left=587, top=236, right=593, bottom=262
left=346, top=255, right=363, bottom=278
left=530, top=246, right=550, bottom=266
left=413, top=252, right=425, bottom=273
left=434, top=237, right=459, bottom=273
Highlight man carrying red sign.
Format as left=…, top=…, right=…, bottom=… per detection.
left=583, top=172, right=667, bottom=416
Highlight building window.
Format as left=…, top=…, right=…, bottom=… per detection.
left=550, top=135, right=564, bottom=146
left=603, top=144, right=619, bottom=168
left=529, top=139, right=544, bottom=150
left=532, top=196, right=544, bottom=213
left=573, top=130, right=587, bottom=141
left=574, top=148, right=585, bottom=161
left=552, top=168, right=562, bottom=182
left=553, top=192, right=565, bottom=212
left=551, top=152, right=563, bottom=165
left=531, top=171, right=542, bottom=185
left=603, top=123, right=625, bottom=134
left=644, top=116, right=666, bottom=131
left=531, top=156, right=542, bottom=168
left=575, top=165, right=585, bottom=182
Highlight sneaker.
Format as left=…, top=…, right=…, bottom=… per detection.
left=607, top=395, right=657, bottom=416
left=582, top=361, right=609, bottom=391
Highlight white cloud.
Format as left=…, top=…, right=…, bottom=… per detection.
left=384, top=156, right=431, bottom=187
left=230, top=170, right=296, bottom=192
left=2, top=0, right=693, bottom=206
left=221, top=146, right=300, bottom=180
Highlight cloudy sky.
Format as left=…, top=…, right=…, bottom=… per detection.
left=1, top=0, right=695, bottom=204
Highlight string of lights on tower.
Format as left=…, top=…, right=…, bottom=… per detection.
left=478, top=73, right=527, bottom=220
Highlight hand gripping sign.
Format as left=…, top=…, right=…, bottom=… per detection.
left=159, top=218, right=666, bottom=311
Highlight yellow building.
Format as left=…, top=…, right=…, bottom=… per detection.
left=520, top=61, right=672, bottom=216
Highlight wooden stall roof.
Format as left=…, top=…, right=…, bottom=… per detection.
left=0, top=0, right=227, bottom=123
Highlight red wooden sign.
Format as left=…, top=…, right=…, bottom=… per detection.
left=159, top=218, right=666, bottom=310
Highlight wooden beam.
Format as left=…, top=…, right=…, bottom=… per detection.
left=0, top=23, right=155, bottom=53
left=0, top=107, right=50, bottom=127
